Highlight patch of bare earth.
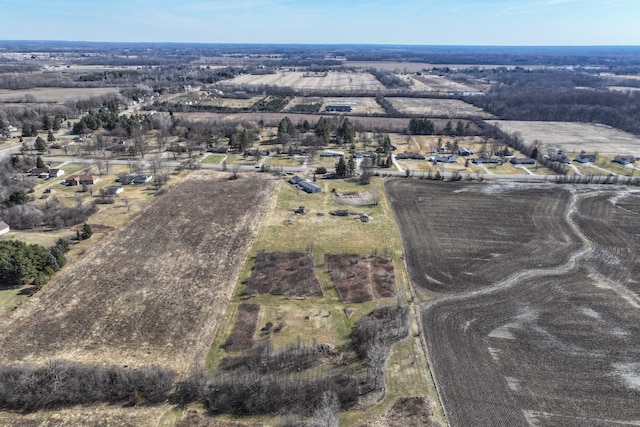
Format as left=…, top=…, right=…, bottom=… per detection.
left=0, top=172, right=276, bottom=372
left=223, top=303, right=260, bottom=353
left=326, top=254, right=396, bottom=303
left=244, top=252, right=322, bottom=297
left=334, top=191, right=375, bottom=206
left=358, top=397, right=439, bottom=427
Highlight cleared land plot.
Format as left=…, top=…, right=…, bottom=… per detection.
left=222, top=303, right=260, bottom=353
left=408, top=75, right=482, bottom=93
left=326, top=254, right=396, bottom=303
left=225, top=71, right=384, bottom=92
left=0, top=87, right=120, bottom=103
left=244, top=251, right=323, bottom=297
left=0, top=172, right=276, bottom=371
left=286, top=96, right=384, bottom=115
left=491, top=120, right=640, bottom=156
left=388, top=97, right=493, bottom=118
left=386, top=180, right=582, bottom=293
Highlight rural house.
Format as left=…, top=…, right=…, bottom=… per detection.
left=48, top=168, right=64, bottom=178
left=30, top=168, right=50, bottom=178
left=510, top=157, right=536, bottom=165
left=288, top=175, right=303, bottom=185
left=458, top=147, right=474, bottom=156
left=65, top=175, right=100, bottom=186
left=0, top=220, right=9, bottom=237
left=613, top=155, right=636, bottom=165
left=104, top=186, right=124, bottom=196
left=575, top=154, right=597, bottom=163
left=322, top=149, right=345, bottom=157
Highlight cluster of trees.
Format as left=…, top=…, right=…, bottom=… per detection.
left=467, top=68, right=640, bottom=135
left=0, top=360, right=175, bottom=412
left=72, top=108, right=153, bottom=136
left=0, top=238, right=68, bottom=289
left=0, top=157, right=98, bottom=230
left=369, top=69, right=410, bottom=89
left=408, top=118, right=436, bottom=135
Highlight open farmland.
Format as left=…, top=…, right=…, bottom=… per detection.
left=388, top=97, right=493, bottom=118
left=0, top=87, right=120, bottom=103
left=405, top=75, right=484, bottom=93
left=491, top=120, right=640, bottom=156
left=386, top=180, right=581, bottom=293
left=225, top=71, right=385, bottom=91
left=0, top=171, right=276, bottom=371
left=389, top=181, right=640, bottom=426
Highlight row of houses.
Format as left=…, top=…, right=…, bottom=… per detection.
left=65, top=175, right=100, bottom=186
left=288, top=175, right=321, bottom=194
left=30, top=168, right=65, bottom=179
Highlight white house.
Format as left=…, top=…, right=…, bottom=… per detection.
left=0, top=220, right=10, bottom=237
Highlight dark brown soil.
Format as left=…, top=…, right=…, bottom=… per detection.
left=244, top=252, right=322, bottom=297
left=386, top=180, right=581, bottom=294
left=223, top=304, right=260, bottom=353
left=326, top=254, right=396, bottom=303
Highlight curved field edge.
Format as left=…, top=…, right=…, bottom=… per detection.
left=406, top=186, right=640, bottom=426
left=0, top=171, right=277, bottom=372
left=385, top=179, right=582, bottom=294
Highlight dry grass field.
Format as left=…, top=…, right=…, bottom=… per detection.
left=388, top=97, right=493, bottom=118
left=389, top=180, right=640, bottom=426
left=406, top=75, right=483, bottom=93
left=225, top=71, right=385, bottom=92
left=0, top=172, right=276, bottom=371
left=0, top=87, right=120, bottom=103
left=491, top=120, right=640, bottom=156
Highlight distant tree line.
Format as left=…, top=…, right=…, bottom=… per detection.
left=467, top=68, right=640, bottom=135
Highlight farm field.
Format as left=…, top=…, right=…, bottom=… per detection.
left=286, top=96, right=385, bottom=115
left=388, top=97, right=493, bottom=118
left=491, top=120, right=640, bottom=156
left=405, top=75, right=484, bottom=93
left=389, top=180, right=640, bottom=426
left=0, top=171, right=276, bottom=371
left=0, top=87, right=120, bottom=103
left=225, top=71, right=385, bottom=92
left=386, top=180, right=582, bottom=294
left=203, top=177, right=443, bottom=426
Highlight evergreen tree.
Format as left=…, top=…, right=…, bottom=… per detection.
left=347, top=157, right=356, bottom=177
left=47, top=130, right=55, bottom=142
left=35, top=136, right=47, bottom=152
left=36, top=156, right=46, bottom=169
left=335, top=156, right=347, bottom=177
left=80, top=224, right=93, bottom=240
left=530, top=147, right=539, bottom=159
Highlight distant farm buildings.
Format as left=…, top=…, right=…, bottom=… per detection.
left=288, top=175, right=321, bottom=194
left=325, top=105, right=352, bottom=113
left=510, top=157, right=536, bottom=165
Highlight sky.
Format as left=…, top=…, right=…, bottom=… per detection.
left=1, top=0, right=638, bottom=46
